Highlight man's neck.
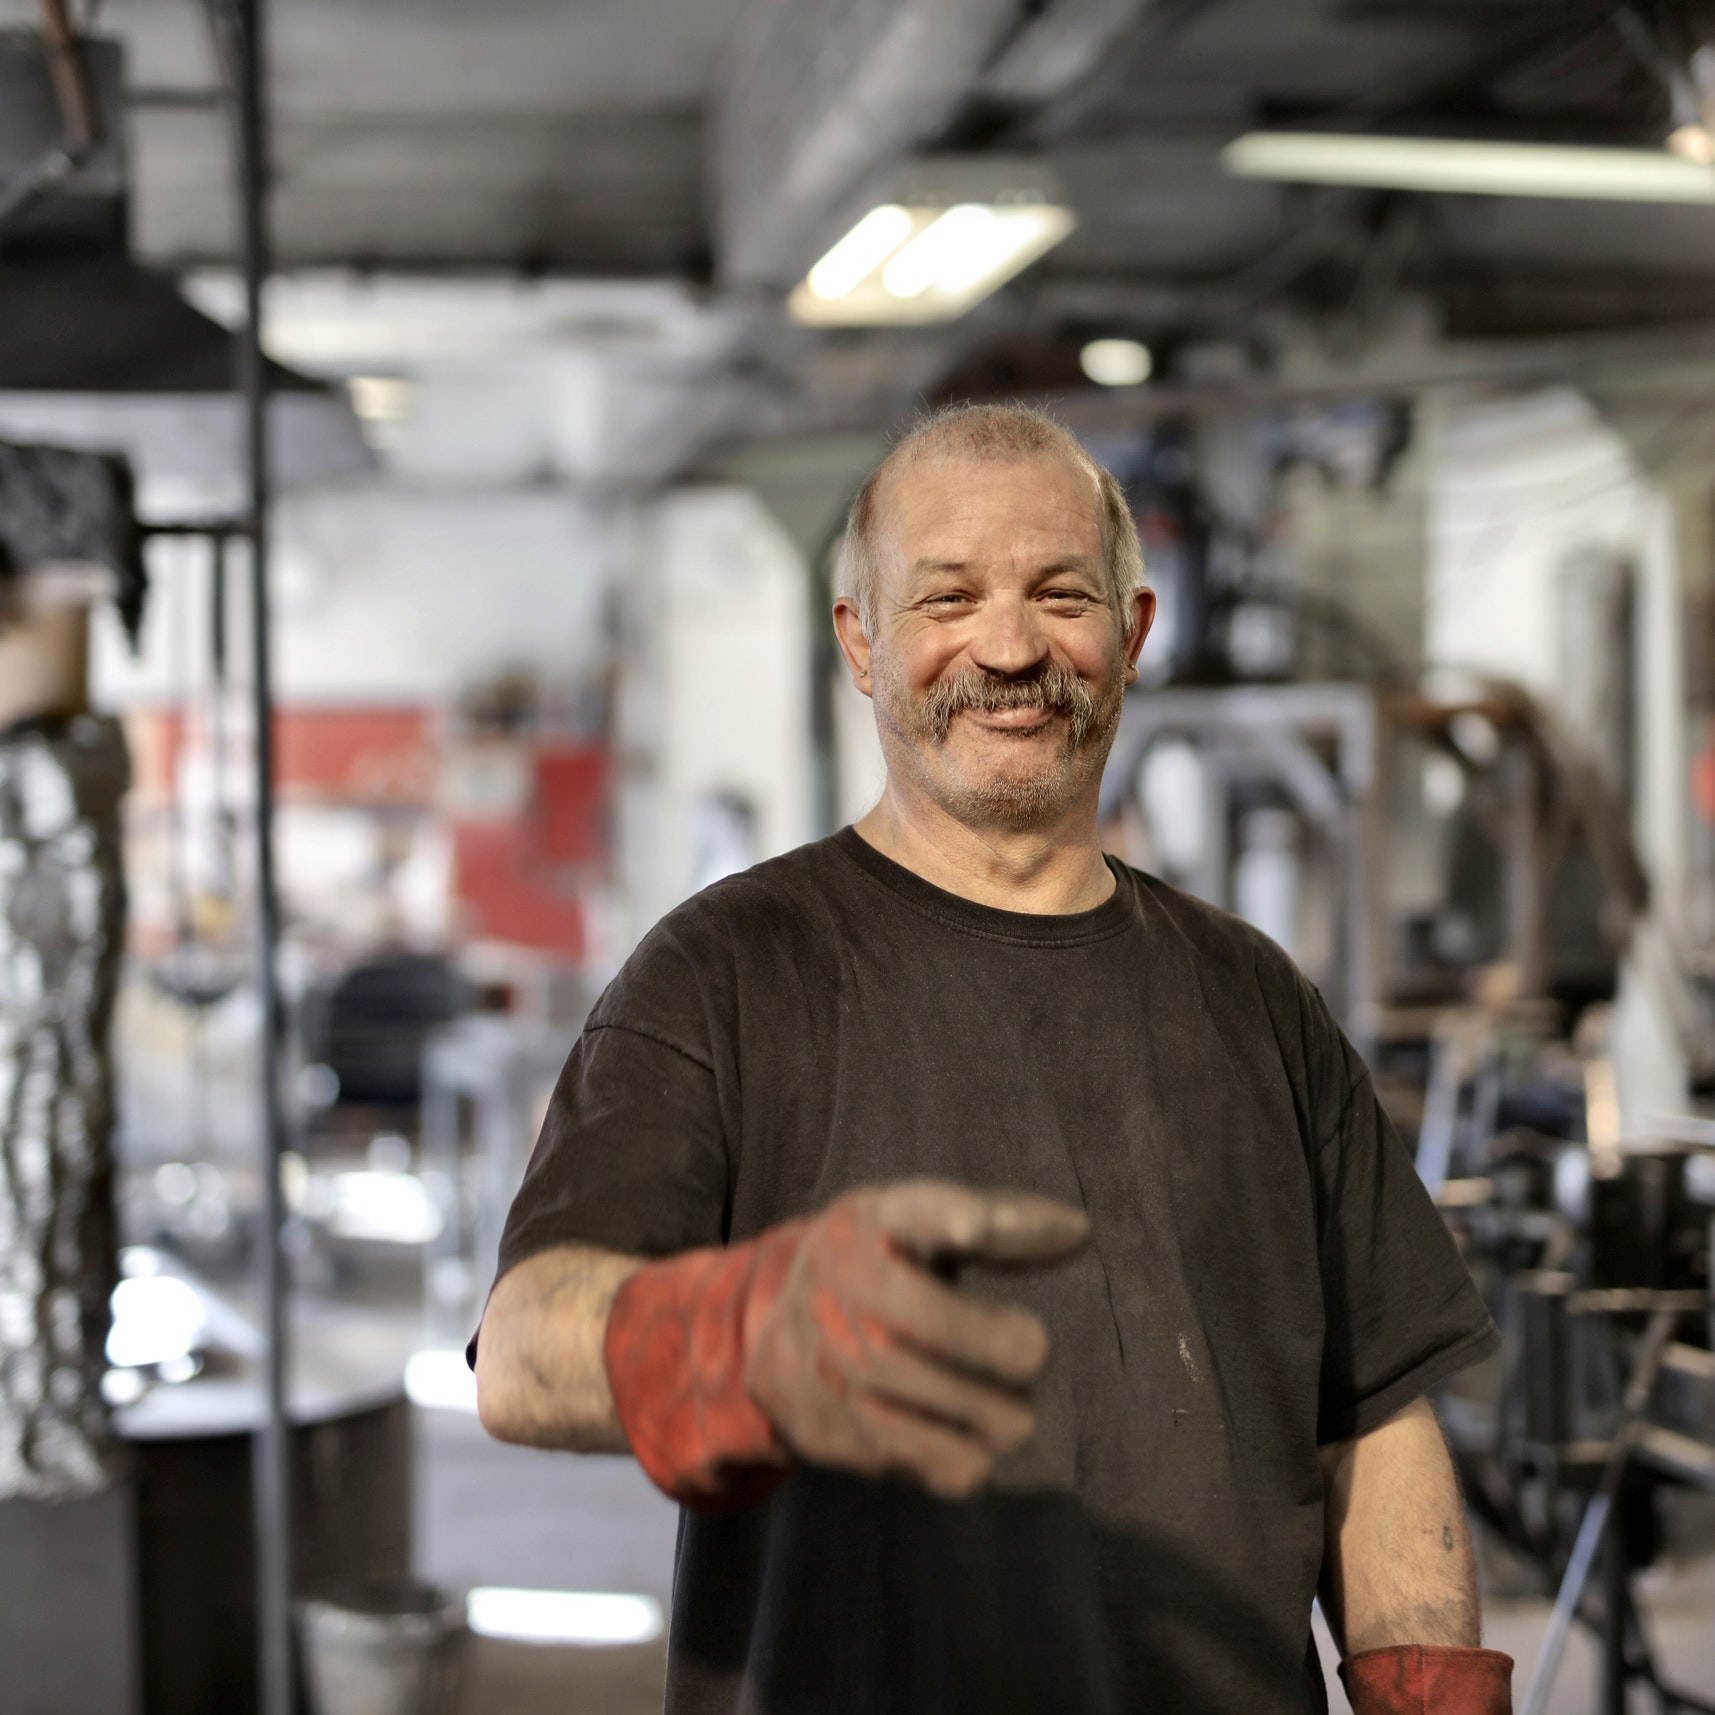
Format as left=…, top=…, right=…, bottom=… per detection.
left=852, top=781, right=1115, bottom=915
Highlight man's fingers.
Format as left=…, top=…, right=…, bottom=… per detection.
left=864, top=1253, right=1051, bottom=1387
left=761, top=1360, right=999, bottom=1496
left=849, top=1328, right=1037, bottom=1455
left=873, top=1180, right=1089, bottom=1267
left=845, top=1393, right=999, bottom=1498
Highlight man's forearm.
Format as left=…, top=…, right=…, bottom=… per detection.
left=1320, top=1397, right=1481, bottom=1656
left=474, top=1245, right=643, bottom=1451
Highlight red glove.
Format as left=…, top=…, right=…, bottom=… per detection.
left=602, top=1180, right=1088, bottom=1512
left=1340, top=1646, right=1514, bottom=1714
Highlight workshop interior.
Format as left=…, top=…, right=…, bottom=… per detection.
left=4, top=2, right=1715, bottom=1712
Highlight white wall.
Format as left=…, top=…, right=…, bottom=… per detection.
left=84, top=277, right=749, bottom=711
left=93, top=485, right=616, bottom=714
left=617, top=486, right=815, bottom=939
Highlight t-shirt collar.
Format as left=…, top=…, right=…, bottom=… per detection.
left=831, top=825, right=1135, bottom=947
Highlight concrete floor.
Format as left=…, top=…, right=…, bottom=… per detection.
left=414, top=1407, right=676, bottom=1715
left=414, top=1405, right=1715, bottom=1715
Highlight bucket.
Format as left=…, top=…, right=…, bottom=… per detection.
left=297, top=1579, right=466, bottom=1715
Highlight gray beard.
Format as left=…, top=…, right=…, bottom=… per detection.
left=874, top=654, right=1126, bottom=830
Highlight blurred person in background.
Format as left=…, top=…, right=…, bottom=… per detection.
left=473, top=404, right=1511, bottom=1715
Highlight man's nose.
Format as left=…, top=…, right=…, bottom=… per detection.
left=968, top=594, right=1047, bottom=678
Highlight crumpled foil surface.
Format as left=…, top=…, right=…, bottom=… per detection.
left=0, top=441, right=148, bottom=646
left=0, top=714, right=128, bottom=1500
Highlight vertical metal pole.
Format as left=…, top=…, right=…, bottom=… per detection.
left=1599, top=1510, right=1628, bottom=1715
left=211, top=534, right=233, bottom=896
left=231, top=2, right=294, bottom=1712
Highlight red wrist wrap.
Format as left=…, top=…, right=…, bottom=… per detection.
left=603, top=1228, right=802, bottom=1513
left=1340, top=1646, right=1514, bottom=1715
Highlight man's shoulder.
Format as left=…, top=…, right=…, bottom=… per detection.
left=658, top=835, right=854, bottom=941
left=1121, top=861, right=1292, bottom=960
left=594, top=838, right=851, bottom=1012
left=1116, top=861, right=1329, bottom=1026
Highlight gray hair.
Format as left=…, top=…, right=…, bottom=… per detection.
left=835, top=402, right=1145, bottom=638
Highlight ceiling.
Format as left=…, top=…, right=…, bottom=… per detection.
left=3, top=0, right=1715, bottom=451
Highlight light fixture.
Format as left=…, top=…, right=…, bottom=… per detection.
left=1664, top=41, right=1715, bottom=167
left=806, top=205, right=915, bottom=300
left=1223, top=132, right=1715, bottom=204
left=347, top=375, right=415, bottom=423
left=1079, top=339, right=1153, bottom=387
left=789, top=163, right=1076, bottom=327
left=465, top=1589, right=665, bottom=1647
left=1667, top=121, right=1715, bottom=164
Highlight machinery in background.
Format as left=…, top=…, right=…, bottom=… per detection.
left=1437, top=1086, right=1715, bottom=1715
left=1099, top=679, right=1647, bottom=1059
left=1098, top=665, right=1712, bottom=1713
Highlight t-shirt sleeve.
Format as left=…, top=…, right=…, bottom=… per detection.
left=491, top=922, right=733, bottom=1280
left=1300, top=980, right=1500, bottom=1444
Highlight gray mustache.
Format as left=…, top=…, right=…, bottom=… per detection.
left=920, top=662, right=1102, bottom=746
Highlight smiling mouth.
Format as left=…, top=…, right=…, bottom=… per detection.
left=959, top=704, right=1060, bottom=732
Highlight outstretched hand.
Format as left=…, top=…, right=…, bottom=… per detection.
left=742, top=1181, right=1088, bottom=1498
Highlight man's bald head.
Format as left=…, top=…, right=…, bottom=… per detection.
left=836, top=403, right=1145, bottom=639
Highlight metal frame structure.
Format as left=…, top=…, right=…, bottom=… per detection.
left=6, top=4, right=291, bottom=1707
left=1100, top=682, right=1384, bottom=1046
left=200, top=1, right=296, bottom=1709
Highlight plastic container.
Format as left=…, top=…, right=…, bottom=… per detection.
left=297, top=1580, right=466, bottom=1715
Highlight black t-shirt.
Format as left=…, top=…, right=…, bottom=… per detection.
left=494, top=829, right=1499, bottom=1715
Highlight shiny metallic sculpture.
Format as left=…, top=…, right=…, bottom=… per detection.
left=0, top=439, right=143, bottom=1501
left=0, top=716, right=129, bottom=1498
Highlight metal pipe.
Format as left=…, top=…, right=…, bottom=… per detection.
left=0, top=0, right=100, bottom=238
left=35, top=0, right=96, bottom=151
left=226, top=1, right=295, bottom=1711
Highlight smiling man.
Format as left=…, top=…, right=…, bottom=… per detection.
left=473, top=404, right=1511, bottom=1715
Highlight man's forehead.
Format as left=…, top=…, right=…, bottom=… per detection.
left=878, top=447, right=1103, bottom=548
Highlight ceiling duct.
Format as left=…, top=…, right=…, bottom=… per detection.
left=713, top=0, right=1025, bottom=289
left=0, top=26, right=124, bottom=253
left=978, top=0, right=1155, bottom=106
left=0, top=27, right=370, bottom=490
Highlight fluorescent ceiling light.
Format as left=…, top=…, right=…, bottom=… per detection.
left=807, top=205, right=914, bottom=300
left=1223, top=132, right=1715, bottom=204
left=790, top=202, right=1075, bottom=327
left=1080, top=338, right=1153, bottom=387
left=883, top=205, right=1023, bottom=297
left=466, top=1589, right=664, bottom=1647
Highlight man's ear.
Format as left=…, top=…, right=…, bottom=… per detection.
left=831, top=596, right=874, bottom=697
left=1122, top=588, right=1155, bottom=684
